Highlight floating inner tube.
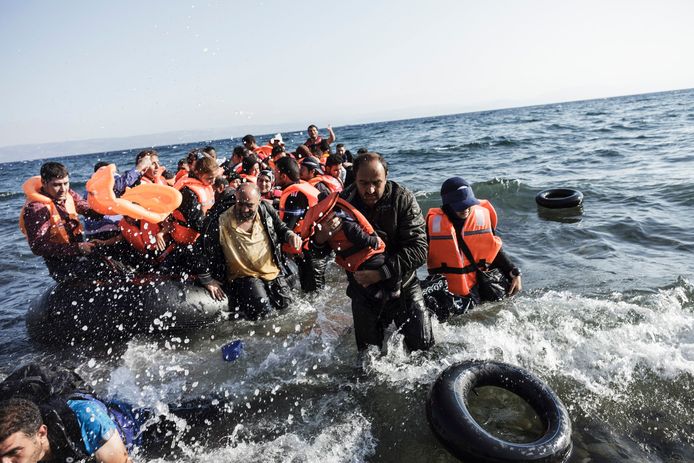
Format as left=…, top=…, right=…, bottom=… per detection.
left=535, top=189, right=583, bottom=209
left=427, top=360, right=572, bottom=463
left=26, top=274, right=227, bottom=346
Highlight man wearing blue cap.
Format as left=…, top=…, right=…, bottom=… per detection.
left=426, top=177, right=522, bottom=316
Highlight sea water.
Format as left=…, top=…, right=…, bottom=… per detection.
left=1, top=89, right=693, bottom=461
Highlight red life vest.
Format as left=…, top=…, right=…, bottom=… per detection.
left=119, top=217, right=162, bottom=253
left=19, top=177, right=83, bottom=245
left=253, top=145, right=273, bottom=160
left=308, top=175, right=343, bottom=193
left=240, top=174, right=257, bottom=184
left=278, top=181, right=320, bottom=254
left=301, top=193, right=384, bottom=271
left=171, top=177, right=215, bottom=245
left=174, top=169, right=188, bottom=184
left=426, top=201, right=502, bottom=297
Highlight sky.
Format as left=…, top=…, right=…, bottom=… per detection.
left=1, top=0, right=693, bottom=159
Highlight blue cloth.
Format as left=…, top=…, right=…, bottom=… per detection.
left=67, top=399, right=118, bottom=455
left=113, top=168, right=142, bottom=197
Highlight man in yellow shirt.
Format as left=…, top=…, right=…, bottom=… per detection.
left=195, top=183, right=302, bottom=319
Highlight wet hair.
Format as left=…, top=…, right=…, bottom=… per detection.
left=307, top=124, right=318, bottom=132
left=93, top=161, right=110, bottom=172
left=242, top=154, right=260, bottom=174
left=356, top=148, right=368, bottom=155
left=319, top=139, right=331, bottom=153
left=325, top=153, right=344, bottom=167
left=0, top=398, right=43, bottom=442
left=213, top=176, right=229, bottom=189
left=177, top=158, right=188, bottom=170
left=40, top=162, right=69, bottom=182
left=161, top=169, right=174, bottom=180
left=335, top=143, right=345, bottom=150
left=232, top=146, right=250, bottom=159
left=193, top=156, right=218, bottom=176
left=203, top=146, right=216, bottom=157
left=295, top=144, right=312, bottom=159
left=271, top=145, right=285, bottom=157
left=135, top=149, right=158, bottom=165
left=242, top=134, right=256, bottom=145
left=227, top=172, right=241, bottom=182
left=275, top=156, right=300, bottom=182
left=186, top=148, right=204, bottom=165
left=352, top=152, right=388, bottom=176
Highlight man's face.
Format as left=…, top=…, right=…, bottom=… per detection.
left=234, top=189, right=260, bottom=222
left=274, top=169, right=290, bottom=188
left=42, top=176, right=69, bottom=202
left=0, top=428, right=47, bottom=463
left=355, top=160, right=387, bottom=207
left=308, top=126, right=318, bottom=139
left=257, top=175, right=272, bottom=194
left=145, top=155, right=160, bottom=179
left=299, top=165, right=313, bottom=181
left=198, top=172, right=216, bottom=186
left=326, top=164, right=341, bottom=179
left=336, top=146, right=346, bottom=156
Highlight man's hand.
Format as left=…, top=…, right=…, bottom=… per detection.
left=507, top=275, right=522, bottom=296
left=135, top=155, right=152, bottom=174
left=354, top=269, right=382, bottom=287
left=287, top=232, right=302, bottom=251
left=155, top=232, right=167, bottom=252
left=78, top=242, right=96, bottom=255
left=204, top=279, right=227, bottom=301
left=312, top=213, right=342, bottom=245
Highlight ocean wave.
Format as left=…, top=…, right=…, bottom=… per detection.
left=0, top=191, right=23, bottom=201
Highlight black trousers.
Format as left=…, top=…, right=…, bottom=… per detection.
left=347, top=276, right=435, bottom=352
left=224, top=275, right=292, bottom=320
left=295, top=252, right=331, bottom=293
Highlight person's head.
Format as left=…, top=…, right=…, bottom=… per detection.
left=319, top=139, right=331, bottom=154
left=335, top=143, right=346, bottom=156
left=353, top=152, right=388, bottom=207
left=325, top=154, right=344, bottom=179
left=0, top=399, right=49, bottom=463
left=241, top=154, right=260, bottom=176
left=274, top=157, right=300, bottom=187
left=177, top=158, right=190, bottom=172
left=299, top=156, right=323, bottom=181
left=440, top=177, right=480, bottom=219
left=192, top=156, right=219, bottom=186
left=228, top=172, right=242, bottom=189
left=307, top=124, right=319, bottom=140
left=294, top=144, right=312, bottom=160
left=231, top=146, right=249, bottom=165
left=213, top=176, right=229, bottom=193
left=257, top=169, right=274, bottom=195
left=93, top=161, right=110, bottom=172
left=234, top=183, right=261, bottom=222
left=271, top=144, right=286, bottom=158
left=202, top=146, right=217, bottom=159
left=356, top=148, right=368, bottom=155
left=135, top=149, right=160, bottom=179
left=39, top=162, right=70, bottom=202
left=269, top=133, right=284, bottom=147
left=241, top=135, right=257, bottom=149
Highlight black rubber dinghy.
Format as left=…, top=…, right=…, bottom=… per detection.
left=26, top=274, right=227, bottom=345
left=535, top=189, right=583, bottom=209
left=427, top=360, right=572, bottom=463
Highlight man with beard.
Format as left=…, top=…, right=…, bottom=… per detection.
left=195, top=183, right=302, bottom=319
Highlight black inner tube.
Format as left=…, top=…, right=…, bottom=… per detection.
left=427, top=361, right=572, bottom=463
left=535, top=188, right=583, bottom=209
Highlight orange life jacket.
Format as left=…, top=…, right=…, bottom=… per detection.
left=171, top=177, right=215, bottom=245
left=240, top=174, right=257, bottom=184
left=301, top=193, right=384, bottom=271
left=18, top=177, right=82, bottom=245
left=254, top=145, right=273, bottom=160
left=174, top=169, right=188, bottom=183
left=308, top=175, right=343, bottom=193
left=426, top=201, right=502, bottom=297
left=119, top=217, right=162, bottom=253
left=278, top=181, right=320, bottom=254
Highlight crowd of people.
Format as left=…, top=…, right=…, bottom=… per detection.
left=4, top=124, right=523, bottom=461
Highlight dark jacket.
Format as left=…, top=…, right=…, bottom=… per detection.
left=336, top=180, right=427, bottom=286
left=194, top=199, right=295, bottom=285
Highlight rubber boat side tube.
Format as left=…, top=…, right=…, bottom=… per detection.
left=26, top=275, right=227, bottom=345
left=427, top=360, right=572, bottom=463
left=535, top=189, right=583, bottom=209
left=86, top=164, right=182, bottom=222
